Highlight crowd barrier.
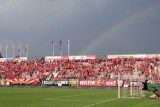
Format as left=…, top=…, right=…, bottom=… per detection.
left=1, top=79, right=159, bottom=90
left=41, top=79, right=117, bottom=87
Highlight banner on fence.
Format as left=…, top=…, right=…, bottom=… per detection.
left=79, top=80, right=117, bottom=87
left=42, top=80, right=69, bottom=86
left=96, top=80, right=117, bottom=87
left=79, top=80, right=96, bottom=86
left=7, top=78, right=39, bottom=85
left=69, top=79, right=79, bottom=86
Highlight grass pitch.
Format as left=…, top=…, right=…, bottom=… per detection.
left=0, top=87, right=159, bottom=107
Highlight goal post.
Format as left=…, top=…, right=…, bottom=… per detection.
left=118, top=74, right=143, bottom=99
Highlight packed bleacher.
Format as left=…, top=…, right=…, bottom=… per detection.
left=0, top=57, right=160, bottom=85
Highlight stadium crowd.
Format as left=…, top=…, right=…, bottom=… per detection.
left=0, top=57, right=160, bottom=83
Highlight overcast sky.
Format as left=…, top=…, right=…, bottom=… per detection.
left=0, top=0, right=160, bottom=59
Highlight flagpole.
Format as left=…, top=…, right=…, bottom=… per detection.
left=0, top=45, right=1, bottom=58
left=52, top=41, right=54, bottom=56
left=0, top=44, right=1, bottom=53
left=6, top=44, right=8, bottom=58
left=27, top=44, right=28, bottom=57
left=26, top=45, right=27, bottom=57
left=60, top=41, right=62, bottom=56
left=67, top=40, right=70, bottom=56
left=25, top=43, right=28, bottom=57
left=18, top=43, right=21, bottom=57
left=13, top=45, right=14, bottom=58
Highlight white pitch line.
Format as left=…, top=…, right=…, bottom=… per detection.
left=45, top=98, right=97, bottom=103
left=83, top=98, right=119, bottom=107
left=44, top=92, right=105, bottom=100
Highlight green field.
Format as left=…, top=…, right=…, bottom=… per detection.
left=0, top=87, right=159, bottom=107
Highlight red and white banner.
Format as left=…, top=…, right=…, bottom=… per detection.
left=79, top=80, right=117, bottom=87
left=45, top=55, right=96, bottom=62
left=69, top=56, right=87, bottom=60
left=108, top=54, right=160, bottom=59
left=86, top=55, right=96, bottom=59
left=6, top=78, right=39, bottom=85
left=79, top=80, right=96, bottom=86
left=45, top=56, right=62, bottom=62
left=62, top=56, right=69, bottom=60
left=96, top=80, right=117, bottom=87
left=104, top=80, right=117, bottom=87
left=0, top=57, right=27, bottom=62
left=0, top=58, right=6, bottom=62
left=108, top=54, right=147, bottom=59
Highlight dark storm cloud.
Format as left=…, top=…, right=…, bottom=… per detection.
left=0, top=0, right=160, bottom=58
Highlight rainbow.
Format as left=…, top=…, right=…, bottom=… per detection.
left=80, top=3, right=159, bottom=55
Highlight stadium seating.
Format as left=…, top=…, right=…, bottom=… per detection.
left=0, top=57, right=160, bottom=85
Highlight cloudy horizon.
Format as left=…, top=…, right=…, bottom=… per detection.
left=0, top=0, right=160, bottom=59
